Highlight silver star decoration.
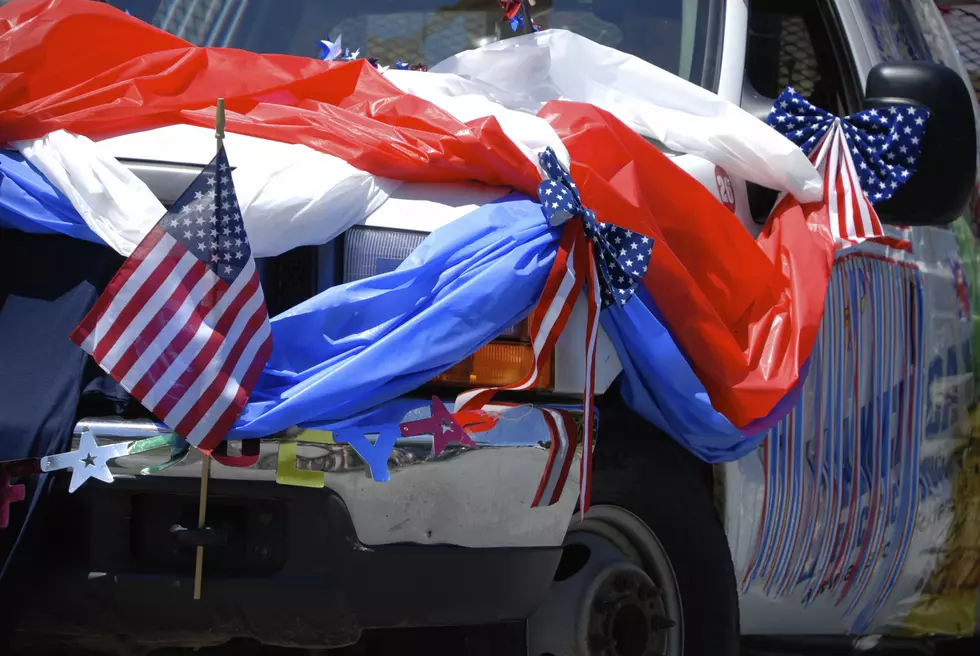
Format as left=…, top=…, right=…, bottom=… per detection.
left=40, top=429, right=132, bottom=493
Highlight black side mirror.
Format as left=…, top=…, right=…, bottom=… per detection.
left=865, top=62, right=977, bottom=226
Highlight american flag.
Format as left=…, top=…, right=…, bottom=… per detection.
left=767, top=87, right=928, bottom=245
left=70, top=148, right=272, bottom=452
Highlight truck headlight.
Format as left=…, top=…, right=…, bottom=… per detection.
left=343, top=225, right=552, bottom=390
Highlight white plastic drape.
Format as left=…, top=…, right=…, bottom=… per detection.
left=424, top=29, right=823, bottom=203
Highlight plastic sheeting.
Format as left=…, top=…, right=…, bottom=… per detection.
left=0, top=149, right=100, bottom=243
left=426, top=29, right=823, bottom=203
left=15, top=132, right=162, bottom=256
left=13, top=129, right=400, bottom=259
left=0, top=1, right=543, bottom=194
left=230, top=140, right=399, bottom=258
left=233, top=195, right=558, bottom=438
left=0, top=0, right=838, bottom=433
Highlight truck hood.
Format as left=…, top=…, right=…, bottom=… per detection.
left=97, top=123, right=749, bottom=236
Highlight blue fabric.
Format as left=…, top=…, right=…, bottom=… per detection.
left=0, top=150, right=803, bottom=464
left=602, top=286, right=767, bottom=462
left=0, top=150, right=101, bottom=243
left=230, top=194, right=560, bottom=439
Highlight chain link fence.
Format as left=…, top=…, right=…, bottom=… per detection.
left=330, top=12, right=493, bottom=67
left=942, top=4, right=980, bottom=98
left=746, top=10, right=822, bottom=102
left=776, top=17, right=822, bottom=99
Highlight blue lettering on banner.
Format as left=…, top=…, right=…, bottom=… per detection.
left=333, top=426, right=399, bottom=482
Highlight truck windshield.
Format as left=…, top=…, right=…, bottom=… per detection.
left=112, top=0, right=721, bottom=89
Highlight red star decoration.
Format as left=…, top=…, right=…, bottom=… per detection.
left=400, top=396, right=477, bottom=456
left=1, top=475, right=26, bottom=529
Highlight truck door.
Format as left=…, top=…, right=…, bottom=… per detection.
left=843, top=0, right=980, bottom=638
left=728, top=0, right=977, bottom=638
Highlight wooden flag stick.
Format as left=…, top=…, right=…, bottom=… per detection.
left=192, top=455, right=211, bottom=600
left=193, top=97, right=226, bottom=601
left=215, top=97, right=226, bottom=150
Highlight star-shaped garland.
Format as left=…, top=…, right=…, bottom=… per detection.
left=319, top=35, right=426, bottom=72
left=40, top=429, right=128, bottom=493
left=400, top=396, right=477, bottom=456
left=0, top=476, right=26, bottom=529
left=38, top=431, right=177, bottom=493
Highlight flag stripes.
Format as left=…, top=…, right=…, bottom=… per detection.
left=71, top=149, right=271, bottom=452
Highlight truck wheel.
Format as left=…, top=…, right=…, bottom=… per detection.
left=527, top=424, right=739, bottom=656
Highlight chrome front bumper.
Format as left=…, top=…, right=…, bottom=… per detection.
left=72, top=401, right=583, bottom=549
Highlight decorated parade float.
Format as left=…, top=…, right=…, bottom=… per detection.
left=2, top=0, right=980, bottom=654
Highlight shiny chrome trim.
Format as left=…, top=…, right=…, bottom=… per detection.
left=72, top=402, right=582, bottom=549
left=120, top=159, right=208, bottom=206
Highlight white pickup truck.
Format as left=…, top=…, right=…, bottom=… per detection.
left=4, top=1, right=980, bottom=655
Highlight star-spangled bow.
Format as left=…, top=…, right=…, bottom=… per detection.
left=767, top=87, right=928, bottom=203
left=537, top=148, right=654, bottom=308
left=453, top=149, right=655, bottom=515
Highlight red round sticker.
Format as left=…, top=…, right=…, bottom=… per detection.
left=714, top=166, right=736, bottom=213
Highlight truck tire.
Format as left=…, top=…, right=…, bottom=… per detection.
left=527, top=401, right=740, bottom=656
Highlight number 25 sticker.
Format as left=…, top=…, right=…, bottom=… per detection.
left=714, top=166, right=736, bottom=213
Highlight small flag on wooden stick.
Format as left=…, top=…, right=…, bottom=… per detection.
left=69, top=97, right=272, bottom=599
left=69, top=100, right=272, bottom=453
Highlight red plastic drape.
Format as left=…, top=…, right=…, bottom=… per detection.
left=0, top=0, right=836, bottom=429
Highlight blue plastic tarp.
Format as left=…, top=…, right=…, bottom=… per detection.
left=0, top=150, right=101, bottom=243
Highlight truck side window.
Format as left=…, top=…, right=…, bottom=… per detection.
left=746, top=0, right=851, bottom=114
left=744, top=0, right=859, bottom=221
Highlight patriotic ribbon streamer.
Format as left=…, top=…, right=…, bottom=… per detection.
left=767, top=87, right=928, bottom=204
left=456, top=147, right=654, bottom=513
left=538, top=148, right=653, bottom=307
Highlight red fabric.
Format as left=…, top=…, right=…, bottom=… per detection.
left=0, top=0, right=835, bottom=429
left=0, top=0, right=541, bottom=193
left=543, top=102, right=836, bottom=427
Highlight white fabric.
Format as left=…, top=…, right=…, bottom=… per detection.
left=423, top=29, right=823, bottom=202
left=14, top=130, right=400, bottom=258
left=384, top=69, right=571, bottom=174
left=232, top=141, right=399, bottom=257
left=364, top=181, right=511, bottom=233
left=15, top=131, right=162, bottom=256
